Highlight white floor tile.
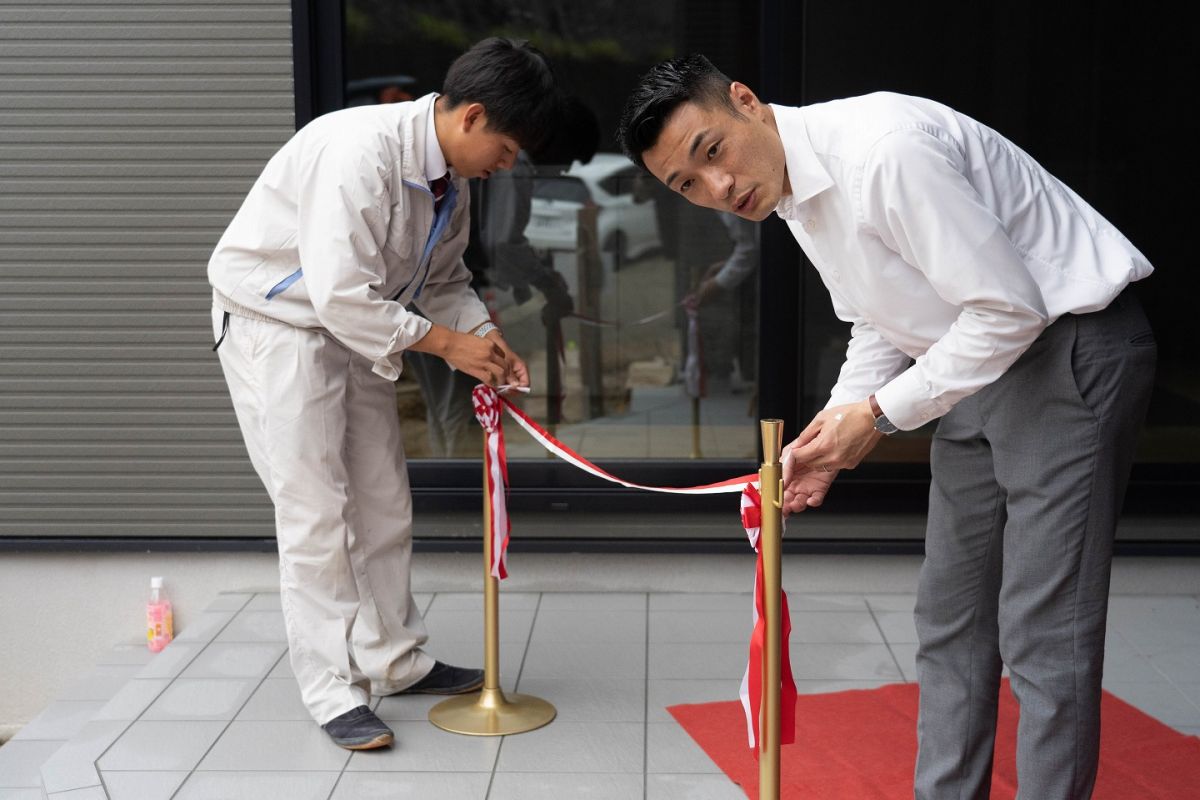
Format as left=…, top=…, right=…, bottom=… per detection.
left=97, top=721, right=225, bottom=772
left=99, top=771, right=188, bottom=800
left=40, top=720, right=127, bottom=794
left=425, top=592, right=540, bottom=611
left=530, top=611, right=646, bottom=643
left=647, top=773, right=748, bottom=799
left=204, top=593, right=253, bottom=612
left=1104, top=683, right=1200, bottom=728
left=647, top=679, right=740, bottom=723
left=649, top=611, right=748, bottom=643
left=136, top=643, right=205, bottom=680
left=874, top=610, right=919, bottom=643
left=11, top=702, right=105, bottom=742
left=538, top=593, right=646, bottom=611
left=887, top=643, right=918, bottom=681
left=1144, top=645, right=1200, bottom=683
left=791, top=611, right=885, bottom=644
left=343, top=721, right=498, bottom=772
left=522, top=641, right=645, bottom=680
left=780, top=593, right=868, bottom=612
left=0, top=741, right=64, bottom=788
left=214, top=611, right=287, bottom=643
left=245, top=593, right=282, bottom=611
left=488, top=772, right=643, bottom=799
left=791, top=642, right=905, bottom=681
left=175, top=771, right=340, bottom=800
left=647, top=722, right=722, bottom=774
left=236, top=678, right=310, bottom=721
left=179, top=643, right=287, bottom=680
left=864, top=593, right=918, bottom=612
left=197, top=721, right=350, bottom=772
left=421, top=609, right=535, bottom=643
left=649, top=643, right=745, bottom=680
left=495, top=721, right=643, bottom=773
left=649, top=593, right=750, bottom=612
left=173, top=611, right=236, bottom=644
left=511, top=678, right=645, bottom=722
left=331, top=771, right=489, bottom=800
left=142, top=678, right=258, bottom=721
left=92, top=679, right=171, bottom=722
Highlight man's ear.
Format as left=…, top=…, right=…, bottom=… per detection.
left=461, top=102, right=486, bottom=133
left=729, top=82, right=760, bottom=115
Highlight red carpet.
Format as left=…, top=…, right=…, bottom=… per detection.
left=668, top=681, right=1200, bottom=799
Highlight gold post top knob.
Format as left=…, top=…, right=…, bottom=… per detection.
left=760, top=419, right=784, bottom=466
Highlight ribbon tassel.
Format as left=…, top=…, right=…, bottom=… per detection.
left=472, top=385, right=510, bottom=580
left=738, top=483, right=798, bottom=752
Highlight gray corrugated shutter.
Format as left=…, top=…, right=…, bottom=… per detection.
left=0, top=0, right=295, bottom=537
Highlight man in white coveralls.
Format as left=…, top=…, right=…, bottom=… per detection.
left=618, top=54, right=1155, bottom=799
left=209, top=38, right=557, bottom=750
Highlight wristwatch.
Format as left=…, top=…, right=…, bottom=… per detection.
left=474, top=322, right=500, bottom=338
left=868, top=394, right=898, bottom=435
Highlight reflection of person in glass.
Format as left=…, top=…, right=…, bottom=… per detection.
left=684, top=210, right=758, bottom=393
left=619, top=55, right=1155, bottom=799
left=208, top=39, right=558, bottom=751
left=408, top=97, right=600, bottom=455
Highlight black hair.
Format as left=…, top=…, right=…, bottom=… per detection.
left=616, top=54, right=740, bottom=171
left=441, top=37, right=559, bottom=154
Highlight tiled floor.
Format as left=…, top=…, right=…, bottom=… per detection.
left=4, top=584, right=1200, bottom=799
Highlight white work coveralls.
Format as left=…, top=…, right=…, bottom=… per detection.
left=208, top=93, right=489, bottom=724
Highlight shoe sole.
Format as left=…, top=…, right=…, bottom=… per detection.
left=335, top=732, right=394, bottom=750
left=402, top=676, right=484, bottom=696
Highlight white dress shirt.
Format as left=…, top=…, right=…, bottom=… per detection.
left=772, top=92, right=1152, bottom=430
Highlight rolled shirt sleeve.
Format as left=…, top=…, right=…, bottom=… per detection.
left=295, top=140, right=434, bottom=381
left=860, top=128, right=1049, bottom=430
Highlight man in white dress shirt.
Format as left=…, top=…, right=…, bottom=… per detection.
left=208, top=39, right=557, bottom=750
left=618, top=55, right=1156, bottom=799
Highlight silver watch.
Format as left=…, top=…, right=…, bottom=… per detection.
left=474, top=322, right=499, bottom=338
left=869, top=393, right=898, bottom=435
left=873, top=413, right=899, bottom=435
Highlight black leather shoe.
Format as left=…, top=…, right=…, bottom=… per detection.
left=400, top=661, right=484, bottom=695
left=321, top=705, right=394, bottom=750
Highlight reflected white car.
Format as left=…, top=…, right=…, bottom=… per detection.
left=524, top=153, right=661, bottom=262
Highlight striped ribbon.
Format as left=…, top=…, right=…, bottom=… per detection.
left=473, top=386, right=795, bottom=752
left=738, top=484, right=798, bottom=752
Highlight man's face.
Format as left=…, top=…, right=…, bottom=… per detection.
left=642, top=83, right=788, bottom=221
left=454, top=106, right=520, bottom=179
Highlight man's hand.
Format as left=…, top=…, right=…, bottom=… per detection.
left=410, top=325, right=508, bottom=387
left=486, top=330, right=530, bottom=389
left=788, top=399, right=882, bottom=473
left=781, top=456, right=838, bottom=516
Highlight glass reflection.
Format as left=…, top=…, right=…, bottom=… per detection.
left=345, top=0, right=760, bottom=460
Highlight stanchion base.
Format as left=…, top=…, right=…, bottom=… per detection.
left=428, top=687, right=556, bottom=736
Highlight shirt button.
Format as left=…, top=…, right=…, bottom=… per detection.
left=803, top=218, right=818, bottom=233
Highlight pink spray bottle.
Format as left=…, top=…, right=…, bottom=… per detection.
left=146, top=576, right=173, bottom=652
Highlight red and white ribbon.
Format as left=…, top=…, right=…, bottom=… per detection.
left=472, top=385, right=510, bottom=579
left=738, top=484, right=798, bottom=752
left=495, top=393, right=755, bottom=495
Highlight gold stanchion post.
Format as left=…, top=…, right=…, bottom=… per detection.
left=758, top=419, right=784, bottom=799
left=428, top=431, right=557, bottom=736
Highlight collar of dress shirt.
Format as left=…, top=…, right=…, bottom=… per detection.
left=770, top=104, right=834, bottom=221
left=423, top=93, right=449, bottom=184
